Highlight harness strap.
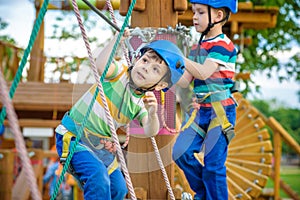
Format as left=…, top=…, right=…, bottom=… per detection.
left=211, top=101, right=235, bottom=143
left=107, top=157, right=119, bottom=175
left=60, top=131, right=76, bottom=164
left=190, top=91, right=236, bottom=166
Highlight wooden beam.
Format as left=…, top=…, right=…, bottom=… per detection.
left=4, top=119, right=60, bottom=128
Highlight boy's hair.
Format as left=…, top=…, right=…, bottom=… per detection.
left=143, top=49, right=172, bottom=88
left=213, top=7, right=231, bottom=25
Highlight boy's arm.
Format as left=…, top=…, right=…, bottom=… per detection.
left=184, top=57, right=219, bottom=80
left=94, top=28, right=130, bottom=78
left=176, top=70, right=193, bottom=88
left=141, top=92, right=160, bottom=137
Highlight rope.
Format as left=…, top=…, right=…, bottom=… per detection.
left=160, top=90, right=200, bottom=134
left=0, top=71, right=42, bottom=200
left=51, top=0, right=137, bottom=199
left=104, top=3, right=175, bottom=197
left=160, top=90, right=180, bottom=134
left=105, top=0, right=131, bottom=149
left=0, top=0, right=49, bottom=126
left=150, top=137, right=175, bottom=200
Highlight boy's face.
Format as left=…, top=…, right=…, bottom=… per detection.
left=192, top=3, right=218, bottom=33
left=131, top=51, right=169, bottom=90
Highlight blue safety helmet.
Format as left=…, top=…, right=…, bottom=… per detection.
left=139, top=40, right=185, bottom=92
left=190, top=0, right=238, bottom=14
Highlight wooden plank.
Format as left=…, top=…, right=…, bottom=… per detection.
left=235, top=99, right=252, bottom=118
left=227, top=167, right=263, bottom=198
left=226, top=162, right=269, bottom=187
left=128, top=136, right=151, bottom=199
left=1, top=82, right=92, bottom=111
left=234, top=118, right=266, bottom=139
left=131, top=0, right=178, bottom=28
left=128, top=135, right=176, bottom=200
left=0, top=150, right=14, bottom=200
left=227, top=176, right=252, bottom=200
left=133, top=187, right=147, bottom=200
left=229, top=129, right=270, bottom=147
left=227, top=153, right=273, bottom=164
left=235, top=107, right=260, bottom=130
left=226, top=158, right=272, bottom=176
left=4, top=119, right=60, bottom=128
left=228, top=140, right=273, bottom=154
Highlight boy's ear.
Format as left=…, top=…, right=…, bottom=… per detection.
left=154, top=81, right=169, bottom=91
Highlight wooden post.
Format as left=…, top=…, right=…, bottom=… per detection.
left=28, top=0, right=45, bottom=82
left=267, top=117, right=300, bottom=200
left=0, top=150, right=14, bottom=200
left=268, top=117, right=300, bottom=155
left=273, top=127, right=282, bottom=200
left=120, top=0, right=187, bottom=28
left=127, top=135, right=177, bottom=199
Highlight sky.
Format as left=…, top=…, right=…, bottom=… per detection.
left=0, top=0, right=299, bottom=109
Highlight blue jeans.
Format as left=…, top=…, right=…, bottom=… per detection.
left=56, top=133, right=128, bottom=200
left=172, top=105, right=236, bottom=200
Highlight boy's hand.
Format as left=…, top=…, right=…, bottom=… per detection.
left=121, top=27, right=130, bottom=42
left=100, top=139, right=116, bottom=153
left=143, top=91, right=158, bottom=116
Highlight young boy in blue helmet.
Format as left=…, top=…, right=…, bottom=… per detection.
left=172, top=0, right=238, bottom=199
left=55, top=29, right=185, bottom=200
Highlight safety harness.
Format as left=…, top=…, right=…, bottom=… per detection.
left=59, top=112, right=119, bottom=176
left=189, top=86, right=238, bottom=166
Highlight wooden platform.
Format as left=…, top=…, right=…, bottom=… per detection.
left=1, top=82, right=91, bottom=124
left=3, top=82, right=92, bottom=112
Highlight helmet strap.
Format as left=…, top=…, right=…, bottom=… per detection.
left=127, top=66, right=169, bottom=94
left=199, top=6, right=230, bottom=44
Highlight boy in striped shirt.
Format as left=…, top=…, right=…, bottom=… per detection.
left=55, top=29, right=185, bottom=200
left=172, top=0, right=238, bottom=199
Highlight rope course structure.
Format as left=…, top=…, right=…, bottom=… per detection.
left=1, top=1, right=291, bottom=200
left=51, top=0, right=137, bottom=199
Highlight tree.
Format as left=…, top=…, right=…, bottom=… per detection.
left=237, top=0, right=300, bottom=101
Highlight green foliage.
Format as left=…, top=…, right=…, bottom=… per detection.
left=237, top=0, right=300, bottom=98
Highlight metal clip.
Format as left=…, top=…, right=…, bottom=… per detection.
left=223, top=124, right=235, bottom=143
left=60, top=157, right=67, bottom=165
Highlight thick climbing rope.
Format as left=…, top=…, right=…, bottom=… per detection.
left=0, top=0, right=49, bottom=126
left=51, top=0, right=137, bottom=199
left=150, top=137, right=176, bottom=200
left=105, top=0, right=131, bottom=148
left=0, top=71, right=42, bottom=200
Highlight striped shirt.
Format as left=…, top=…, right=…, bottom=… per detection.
left=69, top=63, right=147, bottom=138
left=188, top=34, right=237, bottom=107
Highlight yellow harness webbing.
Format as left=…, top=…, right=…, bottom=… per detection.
left=192, top=94, right=235, bottom=166
left=61, top=131, right=76, bottom=163
left=211, top=101, right=232, bottom=131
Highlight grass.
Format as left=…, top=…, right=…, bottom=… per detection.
left=265, top=165, right=300, bottom=198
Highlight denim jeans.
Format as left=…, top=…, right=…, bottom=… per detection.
left=172, top=105, right=236, bottom=200
left=56, top=133, right=128, bottom=200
